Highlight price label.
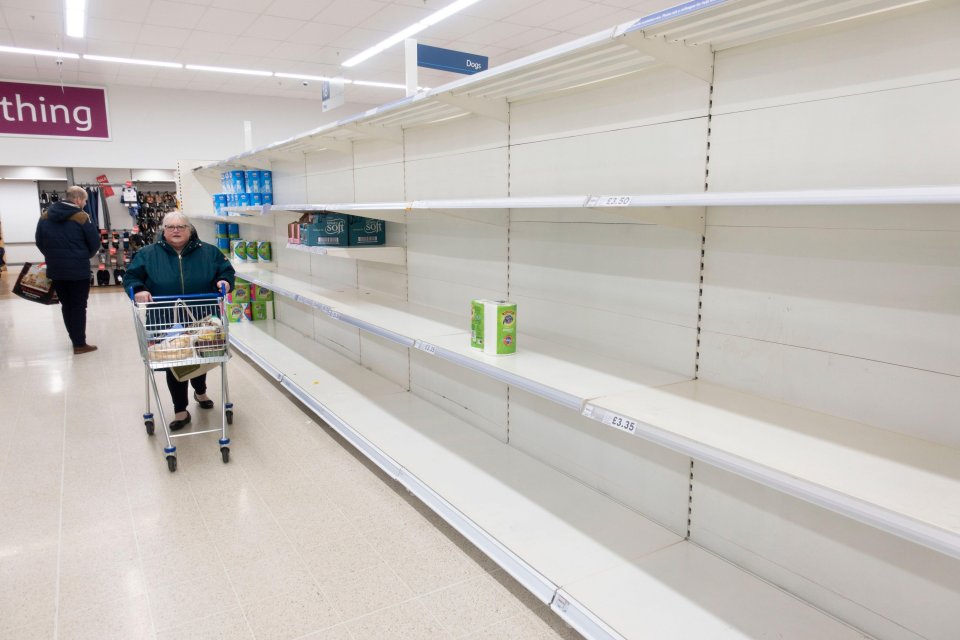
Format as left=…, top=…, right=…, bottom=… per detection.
left=602, top=411, right=638, bottom=434
left=327, top=309, right=341, bottom=320
left=414, top=340, right=438, bottom=355
left=581, top=405, right=596, bottom=419
left=311, top=246, right=328, bottom=255
left=587, top=195, right=633, bottom=207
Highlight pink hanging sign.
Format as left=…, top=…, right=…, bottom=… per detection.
left=0, top=80, right=110, bottom=139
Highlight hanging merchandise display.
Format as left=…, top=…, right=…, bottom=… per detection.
left=471, top=300, right=517, bottom=355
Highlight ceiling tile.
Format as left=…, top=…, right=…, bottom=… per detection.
left=145, top=1, right=209, bottom=28
left=330, top=27, right=391, bottom=51
left=226, top=36, right=282, bottom=57
left=541, top=4, right=624, bottom=32
left=263, top=41, right=325, bottom=61
left=506, top=0, right=594, bottom=27
left=565, top=8, right=642, bottom=35
left=420, top=15, right=493, bottom=43
left=85, top=17, right=142, bottom=43
left=83, top=39, right=139, bottom=58
left=1, top=0, right=61, bottom=11
left=314, top=0, right=387, bottom=27
left=137, top=25, right=193, bottom=48
left=210, top=0, right=274, bottom=13
left=182, top=30, right=238, bottom=53
left=242, top=14, right=304, bottom=40
left=11, top=31, right=64, bottom=50
left=0, top=28, right=13, bottom=44
left=489, top=26, right=561, bottom=49
left=195, top=8, right=260, bottom=35
left=78, top=71, right=119, bottom=84
left=3, top=8, right=62, bottom=33
left=456, top=20, right=529, bottom=47
left=88, top=0, right=152, bottom=22
left=287, top=21, right=351, bottom=45
left=460, top=0, right=544, bottom=22
left=264, top=0, right=331, bottom=21
left=133, top=43, right=183, bottom=61
left=360, top=3, right=432, bottom=31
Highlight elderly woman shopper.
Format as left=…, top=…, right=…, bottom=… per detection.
left=125, top=212, right=235, bottom=431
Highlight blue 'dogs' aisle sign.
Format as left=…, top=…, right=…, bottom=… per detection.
left=417, top=44, right=488, bottom=75
left=626, top=0, right=728, bottom=33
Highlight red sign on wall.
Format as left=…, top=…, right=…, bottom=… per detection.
left=0, top=80, right=110, bottom=139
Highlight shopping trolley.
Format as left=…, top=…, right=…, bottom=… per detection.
left=131, top=289, right=234, bottom=472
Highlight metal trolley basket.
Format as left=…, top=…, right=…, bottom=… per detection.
left=131, top=290, right=234, bottom=472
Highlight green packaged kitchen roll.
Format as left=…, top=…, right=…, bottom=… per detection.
left=472, top=300, right=516, bottom=355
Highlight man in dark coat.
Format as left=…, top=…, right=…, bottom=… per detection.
left=35, top=186, right=100, bottom=354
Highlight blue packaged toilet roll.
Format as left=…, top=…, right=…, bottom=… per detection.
left=261, top=170, right=273, bottom=194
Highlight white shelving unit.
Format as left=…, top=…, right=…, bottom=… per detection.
left=195, top=1, right=960, bottom=637
left=228, top=320, right=865, bottom=640
left=234, top=261, right=960, bottom=560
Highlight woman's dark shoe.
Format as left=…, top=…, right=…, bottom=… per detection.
left=169, top=411, right=191, bottom=431
left=194, top=393, right=214, bottom=410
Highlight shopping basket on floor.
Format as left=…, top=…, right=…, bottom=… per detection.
left=131, top=290, right=234, bottom=472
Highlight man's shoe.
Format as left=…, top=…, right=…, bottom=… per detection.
left=73, top=344, right=98, bottom=354
left=194, top=393, right=214, bottom=410
left=169, top=411, right=191, bottom=432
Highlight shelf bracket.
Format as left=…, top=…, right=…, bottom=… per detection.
left=433, top=94, right=509, bottom=123
left=342, top=123, right=404, bottom=144
left=620, top=31, right=714, bottom=83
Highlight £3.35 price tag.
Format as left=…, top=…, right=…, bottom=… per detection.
left=414, top=340, right=438, bottom=355
left=602, top=412, right=639, bottom=434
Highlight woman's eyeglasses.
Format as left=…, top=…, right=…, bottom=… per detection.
left=164, top=225, right=189, bottom=231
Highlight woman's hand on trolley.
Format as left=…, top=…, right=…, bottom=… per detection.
left=216, top=280, right=231, bottom=295
left=134, top=290, right=153, bottom=303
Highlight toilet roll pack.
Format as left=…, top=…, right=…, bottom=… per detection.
left=471, top=299, right=517, bottom=356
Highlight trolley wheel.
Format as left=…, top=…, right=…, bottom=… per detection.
left=226, top=410, right=233, bottom=425
left=144, top=420, right=155, bottom=436
left=220, top=447, right=230, bottom=463
left=166, top=455, right=177, bottom=472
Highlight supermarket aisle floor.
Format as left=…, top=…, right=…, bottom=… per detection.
left=0, top=277, right=582, bottom=640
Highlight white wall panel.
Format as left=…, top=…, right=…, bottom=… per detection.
left=510, top=118, right=708, bottom=196
left=358, top=261, right=406, bottom=300
left=514, top=292, right=697, bottom=378
left=313, top=312, right=361, bottom=363
left=271, top=158, right=307, bottom=205
left=359, top=333, right=409, bottom=390
left=274, top=298, right=313, bottom=339
left=407, top=276, right=504, bottom=318
left=510, top=391, right=691, bottom=535
left=702, top=225, right=960, bottom=376
left=274, top=241, right=310, bottom=278
left=403, top=115, right=507, bottom=162
left=511, top=67, right=709, bottom=145
left=691, top=463, right=960, bottom=640
left=709, top=81, right=960, bottom=191
left=353, top=139, right=403, bottom=169
left=354, top=163, right=405, bottom=202
left=510, top=221, right=702, bottom=328
left=304, top=151, right=354, bottom=203
left=405, top=148, right=509, bottom=199
left=410, top=352, right=508, bottom=442
left=309, top=256, right=356, bottom=290
left=707, top=204, right=960, bottom=231
left=407, top=212, right=507, bottom=291
left=712, top=1, right=960, bottom=114
left=698, top=332, right=960, bottom=448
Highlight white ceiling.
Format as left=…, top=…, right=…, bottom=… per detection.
left=0, top=0, right=679, bottom=106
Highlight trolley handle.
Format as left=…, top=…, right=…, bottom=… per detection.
left=130, top=284, right=228, bottom=301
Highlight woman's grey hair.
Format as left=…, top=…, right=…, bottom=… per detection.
left=161, top=211, right=193, bottom=231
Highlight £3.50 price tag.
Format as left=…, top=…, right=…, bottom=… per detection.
left=587, top=195, right=633, bottom=207
left=326, top=309, right=341, bottom=320
left=602, top=412, right=639, bottom=434
left=414, top=340, right=438, bottom=355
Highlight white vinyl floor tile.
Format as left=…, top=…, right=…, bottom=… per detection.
left=0, top=279, right=581, bottom=639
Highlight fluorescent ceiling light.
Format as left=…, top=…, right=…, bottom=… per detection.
left=0, top=45, right=80, bottom=59
left=65, top=0, right=86, bottom=38
left=342, top=0, right=482, bottom=68
left=84, top=54, right=182, bottom=69
left=275, top=72, right=340, bottom=82
left=185, top=64, right=273, bottom=77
